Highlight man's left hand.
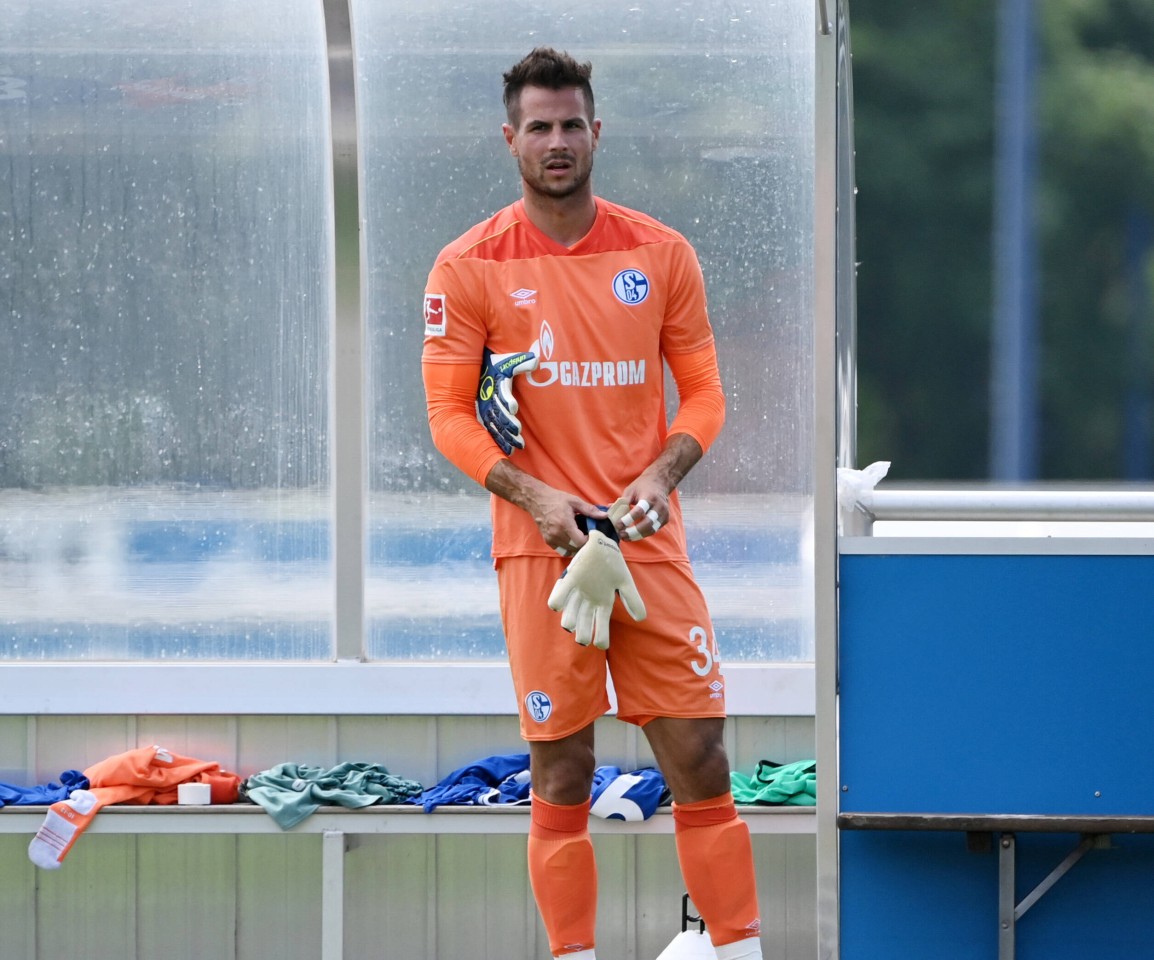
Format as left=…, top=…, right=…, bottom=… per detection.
left=615, top=494, right=668, bottom=541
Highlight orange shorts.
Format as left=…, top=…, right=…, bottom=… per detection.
left=496, top=554, right=727, bottom=741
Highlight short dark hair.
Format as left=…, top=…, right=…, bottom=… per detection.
left=502, top=47, right=594, bottom=127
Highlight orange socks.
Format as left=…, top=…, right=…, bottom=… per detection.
left=672, top=792, right=762, bottom=951
left=528, top=791, right=598, bottom=958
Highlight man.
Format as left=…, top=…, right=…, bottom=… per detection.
left=422, top=47, right=762, bottom=960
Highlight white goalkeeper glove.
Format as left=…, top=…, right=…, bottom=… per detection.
left=477, top=346, right=538, bottom=455
left=547, top=505, right=646, bottom=650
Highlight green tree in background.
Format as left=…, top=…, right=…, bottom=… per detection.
left=853, top=0, right=1154, bottom=480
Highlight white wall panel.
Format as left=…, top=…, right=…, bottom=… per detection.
left=137, top=836, right=238, bottom=960
left=338, top=714, right=440, bottom=785
left=733, top=715, right=816, bottom=773
left=135, top=716, right=241, bottom=772
left=436, top=835, right=543, bottom=960
left=32, top=716, right=135, bottom=782
left=0, top=717, right=30, bottom=784
left=782, top=835, right=819, bottom=960
left=236, top=836, right=323, bottom=960
left=236, top=716, right=335, bottom=773
left=344, top=835, right=436, bottom=959
left=0, top=836, right=36, bottom=958
left=434, top=715, right=526, bottom=774
left=36, top=835, right=137, bottom=960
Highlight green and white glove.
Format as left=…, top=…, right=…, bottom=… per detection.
left=547, top=504, right=646, bottom=650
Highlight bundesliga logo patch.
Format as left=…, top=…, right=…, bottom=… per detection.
left=424, top=293, right=446, bottom=336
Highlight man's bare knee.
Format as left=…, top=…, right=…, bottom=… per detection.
left=529, top=725, right=596, bottom=805
left=643, top=717, right=731, bottom=803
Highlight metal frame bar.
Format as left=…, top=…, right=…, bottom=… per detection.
left=0, top=804, right=816, bottom=836
left=840, top=536, right=1154, bottom=557
left=0, top=661, right=814, bottom=716
left=1013, top=835, right=1098, bottom=921
left=848, top=489, right=1154, bottom=534
left=816, top=1, right=849, bottom=957
left=999, top=834, right=1016, bottom=960
left=322, top=830, right=346, bottom=960
left=322, top=0, right=365, bottom=661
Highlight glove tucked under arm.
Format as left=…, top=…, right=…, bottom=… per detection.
left=476, top=346, right=538, bottom=455
left=547, top=509, right=646, bottom=650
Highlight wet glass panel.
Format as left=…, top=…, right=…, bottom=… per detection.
left=356, top=1, right=815, bottom=661
left=0, top=0, right=333, bottom=659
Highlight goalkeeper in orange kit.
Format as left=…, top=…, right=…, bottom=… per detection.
left=421, top=47, right=763, bottom=960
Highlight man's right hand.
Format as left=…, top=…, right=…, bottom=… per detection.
left=482, top=460, right=611, bottom=559
left=476, top=346, right=538, bottom=455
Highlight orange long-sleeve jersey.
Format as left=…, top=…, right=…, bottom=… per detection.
left=422, top=197, right=725, bottom=563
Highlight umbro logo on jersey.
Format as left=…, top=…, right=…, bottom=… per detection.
left=509, top=288, right=537, bottom=307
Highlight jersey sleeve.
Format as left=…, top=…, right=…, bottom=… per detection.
left=422, top=361, right=507, bottom=487
left=421, top=258, right=506, bottom=487
left=659, top=239, right=716, bottom=357
left=422, top=258, right=489, bottom=364
left=666, top=345, right=726, bottom=453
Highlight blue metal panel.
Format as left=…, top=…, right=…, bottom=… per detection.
left=840, top=831, right=1154, bottom=960
left=839, top=551, right=1154, bottom=959
left=840, top=552, right=1154, bottom=815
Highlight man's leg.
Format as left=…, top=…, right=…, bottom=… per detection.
left=529, top=723, right=599, bottom=959
left=644, top=716, right=763, bottom=960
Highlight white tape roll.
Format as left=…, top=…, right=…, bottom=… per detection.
left=177, top=782, right=212, bottom=805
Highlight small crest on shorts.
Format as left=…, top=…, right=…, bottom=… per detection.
left=525, top=690, right=553, bottom=723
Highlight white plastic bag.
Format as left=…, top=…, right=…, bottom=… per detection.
left=654, top=929, right=718, bottom=960
left=836, top=460, right=891, bottom=533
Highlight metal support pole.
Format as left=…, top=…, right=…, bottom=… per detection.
left=815, top=2, right=842, bottom=957
left=998, top=833, right=1016, bottom=960
left=1015, top=835, right=1096, bottom=921
left=990, top=0, right=1039, bottom=480
left=322, top=830, right=346, bottom=960
left=322, top=0, right=366, bottom=660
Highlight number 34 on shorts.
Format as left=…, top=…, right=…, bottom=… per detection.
left=689, top=624, right=722, bottom=682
